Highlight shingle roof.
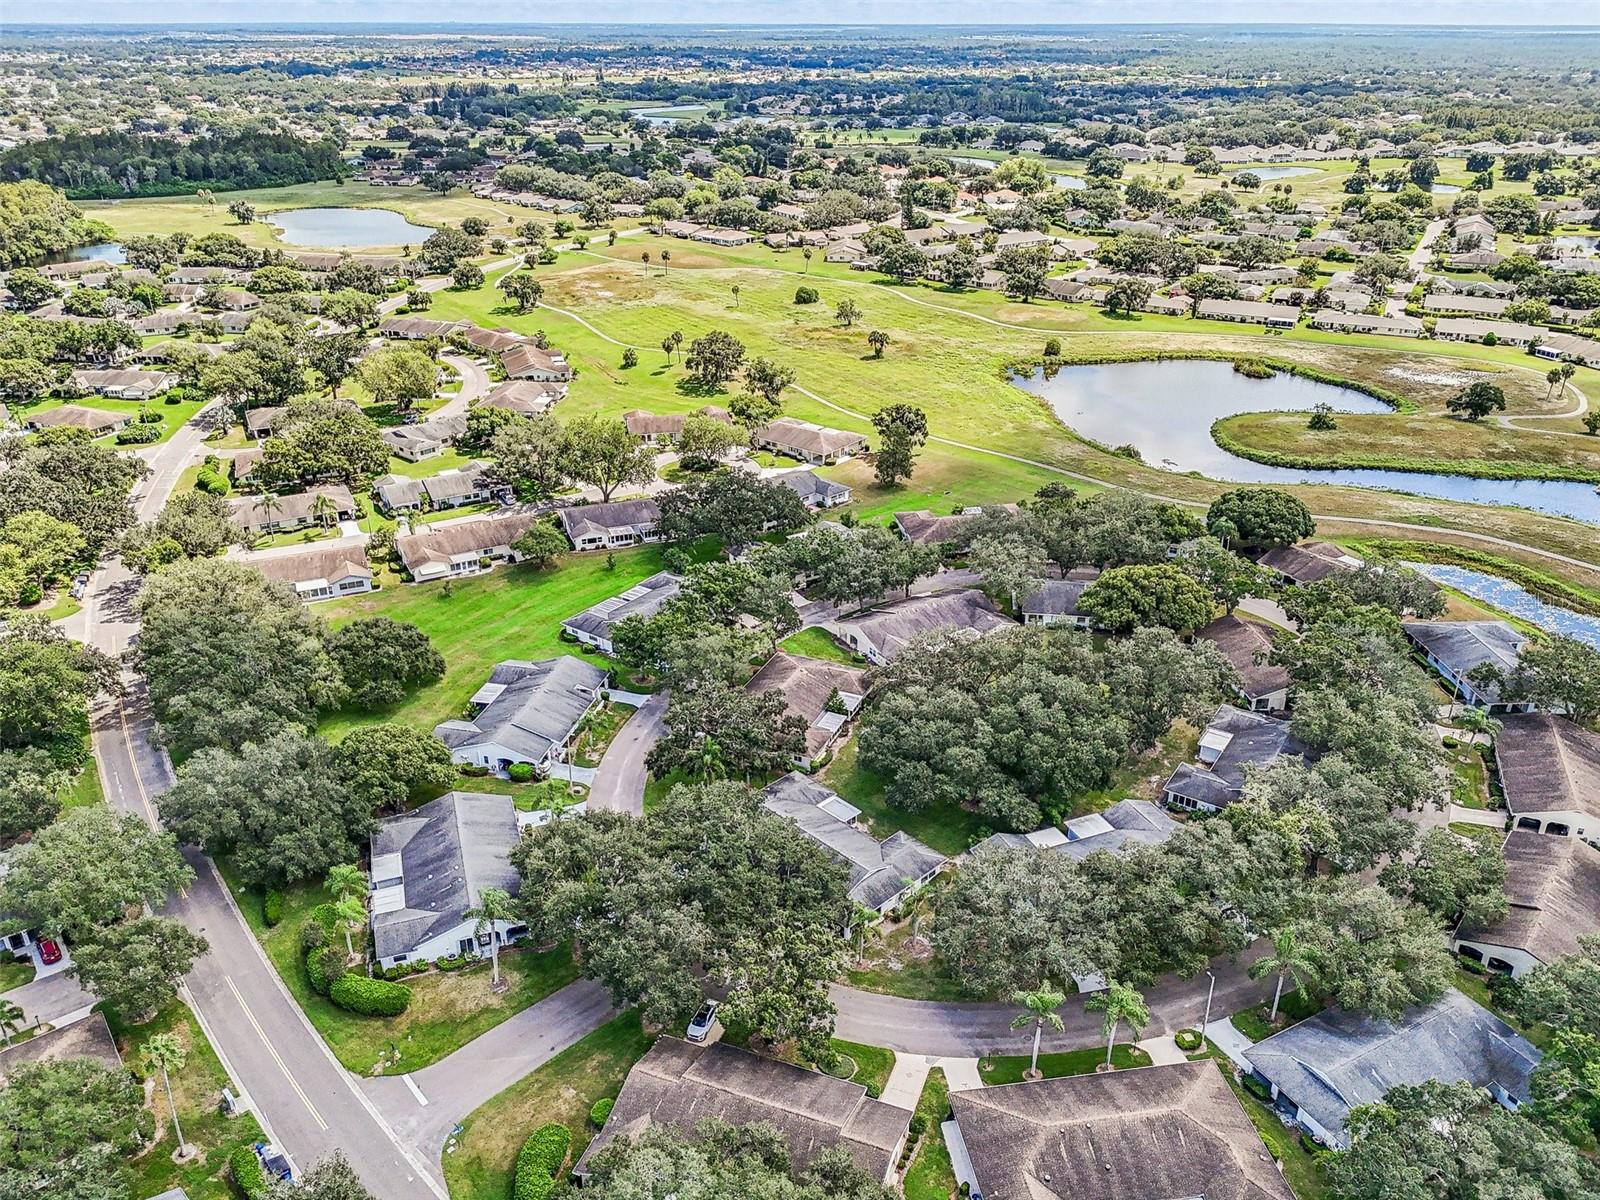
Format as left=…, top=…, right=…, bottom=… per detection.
left=746, top=652, right=869, bottom=760
left=893, top=506, right=1020, bottom=547
left=1257, top=540, right=1361, bottom=585
left=774, top=469, right=850, bottom=506
left=1494, top=714, right=1600, bottom=820
left=253, top=544, right=372, bottom=590
left=1020, top=571, right=1100, bottom=618
left=556, top=499, right=661, bottom=543
left=574, top=1038, right=911, bottom=1181
left=0, top=1011, right=122, bottom=1085
left=1402, top=621, right=1526, bottom=702
left=755, top=417, right=867, bottom=458
left=561, top=571, right=682, bottom=643
left=396, top=509, right=544, bottom=571
left=478, top=379, right=565, bottom=415
left=763, top=773, right=944, bottom=910
left=1198, top=615, right=1291, bottom=702
left=368, top=791, right=522, bottom=960
left=951, top=1061, right=1295, bottom=1200
left=1459, top=831, right=1600, bottom=966
left=434, top=657, right=607, bottom=765
left=977, top=799, right=1178, bottom=860
left=835, top=589, right=1012, bottom=662
left=229, top=485, right=356, bottom=529
left=1163, top=704, right=1306, bottom=809
left=1243, top=989, right=1540, bottom=1144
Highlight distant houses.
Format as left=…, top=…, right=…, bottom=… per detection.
left=976, top=798, right=1178, bottom=860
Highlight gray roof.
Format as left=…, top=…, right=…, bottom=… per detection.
left=1258, top=540, right=1361, bottom=585
left=574, top=1038, right=911, bottom=1181
left=754, top=417, right=867, bottom=458
left=0, top=1011, right=122, bottom=1086
left=977, top=799, right=1178, bottom=860
left=396, top=509, right=544, bottom=572
left=1198, top=615, right=1291, bottom=702
left=556, top=498, right=661, bottom=543
left=561, top=571, right=682, bottom=643
left=746, top=651, right=869, bottom=760
left=434, top=657, right=608, bottom=765
left=1020, top=571, right=1100, bottom=618
left=1494, top=713, right=1600, bottom=820
left=1459, top=831, right=1600, bottom=966
left=951, top=1061, right=1295, bottom=1200
left=835, top=589, right=1011, bottom=662
left=1163, top=704, right=1306, bottom=809
left=1402, top=621, right=1526, bottom=702
left=762, top=773, right=944, bottom=911
left=229, top=485, right=357, bottom=529
left=892, top=505, right=1019, bottom=547
left=1243, top=988, right=1541, bottom=1144
left=424, top=464, right=492, bottom=504
left=381, top=413, right=467, bottom=454
left=775, top=469, right=851, bottom=505
left=368, top=791, right=522, bottom=961
left=374, top=474, right=427, bottom=510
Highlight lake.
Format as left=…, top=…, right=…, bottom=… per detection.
left=948, top=155, right=1086, bottom=190
left=41, top=241, right=125, bottom=266
left=1431, top=183, right=1462, bottom=194
left=631, top=105, right=705, bottom=126
left=1555, top=234, right=1600, bottom=252
left=1406, top=563, right=1600, bottom=649
left=266, top=207, right=434, bottom=248
left=1239, top=166, right=1317, bottom=181
left=1013, top=359, right=1600, bottom=524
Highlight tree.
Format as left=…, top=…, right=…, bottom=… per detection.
left=0, top=746, right=67, bottom=844
left=1308, top=401, right=1338, bottom=431
left=1104, top=277, right=1153, bottom=315
left=406, top=288, right=431, bottom=311
left=0, top=1058, right=150, bottom=1199
left=676, top=411, right=743, bottom=469
left=649, top=683, right=808, bottom=780
left=492, top=413, right=569, bottom=500
left=870, top=402, right=927, bottom=487
left=1385, top=826, right=1507, bottom=928
left=0, top=616, right=118, bottom=758
left=1011, top=983, right=1066, bottom=1079
left=257, top=397, right=389, bottom=489
left=1206, top=487, right=1315, bottom=551
left=0, top=509, right=85, bottom=590
left=657, top=471, right=810, bottom=550
left=331, top=893, right=365, bottom=959
left=1085, top=980, right=1149, bottom=1069
left=683, top=330, right=748, bottom=389
left=511, top=518, right=569, bottom=567
left=357, top=346, right=436, bottom=414
left=942, top=239, right=978, bottom=289
left=72, top=917, right=207, bottom=1023
left=4, top=267, right=61, bottom=309
left=498, top=272, right=543, bottom=312
left=0, top=806, right=191, bottom=940
left=466, top=886, right=516, bottom=988
left=0, top=997, right=23, bottom=1045
left=1499, top=636, right=1600, bottom=723
left=332, top=724, right=455, bottom=813
left=320, top=288, right=380, bottom=332
left=0, top=355, right=53, bottom=403
left=565, top=415, right=656, bottom=502
left=970, top=531, right=1047, bottom=611
left=419, top=227, right=481, bottom=273
left=866, top=329, right=890, bottom=358
left=1298, top=881, right=1454, bottom=1020
left=835, top=298, right=863, bottom=327
left=1173, top=536, right=1271, bottom=614
left=228, top=200, right=256, bottom=224
left=1249, top=925, right=1322, bottom=1023
left=138, top=1035, right=190, bottom=1162
left=1447, top=380, right=1508, bottom=421
left=265, top=1152, right=378, bottom=1200
left=159, top=730, right=372, bottom=888
left=1078, top=563, right=1215, bottom=634
left=325, top=617, right=445, bottom=709
left=308, top=331, right=362, bottom=396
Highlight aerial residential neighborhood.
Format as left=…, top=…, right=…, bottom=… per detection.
left=1, top=10, right=1600, bottom=1200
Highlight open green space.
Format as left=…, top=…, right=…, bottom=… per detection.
left=901, top=1067, right=956, bottom=1200
left=824, top=1038, right=896, bottom=1095
left=1445, top=742, right=1493, bottom=809
left=820, top=740, right=987, bottom=857
left=977, top=1041, right=1152, bottom=1085
left=1228, top=988, right=1326, bottom=1044
left=109, top=1002, right=267, bottom=1200
left=443, top=1012, right=650, bottom=1200
left=16, top=394, right=208, bottom=446
left=223, top=866, right=579, bottom=1076
left=777, top=626, right=861, bottom=665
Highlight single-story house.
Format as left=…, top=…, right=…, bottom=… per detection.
left=824, top=589, right=1012, bottom=666
left=244, top=405, right=289, bottom=439
left=66, top=368, right=176, bottom=400
left=1454, top=830, right=1600, bottom=977
left=762, top=773, right=944, bottom=916
left=561, top=571, right=682, bottom=655
left=1423, top=293, right=1512, bottom=318
left=23, top=404, right=131, bottom=433
left=38, top=259, right=102, bottom=280
left=381, top=414, right=467, bottom=462
left=746, top=651, right=869, bottom=767
left=753, top=417, right=867, bottom=465
left=500, top=343, right=574, bottom=382
left=1243, top=988, right=1540, bottom=1149
left=556, top=499, right=662, bottom=551
left=379, top=316, right=460, bottom=340
left=1019, top=570, right=1100, bottom=629
left=573, top=1039, right=911, bottom=1184
left=1402, top=620, right=1531, bottom=712
left=229, top=448, right=262, bottom=484
left=950, top=1061, right=1295, bottom=1200
left=892, top=505, right=1019, bottom=549
left=693, top=227, right=755, bottom=247
left=621, top=405, right=731, bottom=444
left=975, top=798, right=1178, bottom=861
left=434, top=657, right=607, bottom=774
left=1196, top=298, right=1301, bottom=328
left=373, top=474, right=428, bottom=512
left=1163, top=704, right=1307, bottom=813
left=1493, top=713, right=1599, bottom=840
left=452, top=325, right=527, bottom=356
left=395, top=510, right=544, bottom=582
left=1532, top=332, right=1600, bottom=368
left=229, top=486, right=358, bottom=536
left=477, top=379, right=566, bottom=416
left=368, top=791, right=528, bottom=969
left=378, top=464, right=497, bottom=513
left=1434, top=318, right=1545, bottom=347
left=1197, top=615, right=1290, bottom=712
left=774, top=469, right=851, bottom=509
left=1258, top=540, right=1362, bottom=586
left=1309, top=309, right=1425, bottom=337
left=253, top=544, right=374, bottom=602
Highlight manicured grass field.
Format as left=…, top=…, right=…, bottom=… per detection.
left=1228, top=988, right=1325, bottom=1044
left=0, top=955, right=35, bottom=992
left=109, top=1002, right=267, bottom=1200
left=901, top=1067, right=956, bottom=1200
left=224, top=867, right=579, bottom=1076
left=825, top=1038, right=896, bottom=1095
left=318, top=546, right=680, bottom=739
left=15, top=395, right=208, bottom=446
left=977, top=1042, right=1152, bottom=1085
left=777, top=626, right=860, bottom=665
left=443, top=1012, right=651, bottom=1200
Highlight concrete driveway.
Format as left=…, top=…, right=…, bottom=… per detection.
left=587, top=691, right=668, bottom=816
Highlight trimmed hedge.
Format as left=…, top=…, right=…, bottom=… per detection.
left=1174, top=1028, right=1203, bottom=1052
left=306, top=945, right=347, bottom=996
left=229, top=1144, right=268, bottom=1199
left=263, top=890, right=284, bottom=927
left=329, top=973, right=412, bottom=1017
left=514, top=1123, right=571, bottom=1200
left=589, top=1097, right=614, bottom=1128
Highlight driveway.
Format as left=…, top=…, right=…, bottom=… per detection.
left=587, top=691, right=667, bottom=816
left=6, top=969, right=97, bottom=1030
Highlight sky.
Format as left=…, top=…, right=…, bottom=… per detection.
left=31, top=1, right=1595, bottom=27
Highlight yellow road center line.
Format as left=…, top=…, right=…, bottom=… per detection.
left=225, top=974, right=328, bottom=1131
left=114, top=695, right=160, bottom=828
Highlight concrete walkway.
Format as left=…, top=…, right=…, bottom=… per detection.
left=548, top=762, right=597, bottom=786
left=1137, top=1034, right=1188, bottom=1066
left=936, top=1057, right=985, bottom=1093
left=1205, top=1018, right=1256, bottom=1072
left=879, top=1054, right=932, bottom=1111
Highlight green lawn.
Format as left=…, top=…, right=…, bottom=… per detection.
left=16, top=395, right=208, bottom=446
left=843, top=918, right=969, bottom=1003
left=109, top=1002, right=266, bottom=1200
left=0, top=955, right=36, bottom=993
left=1446, top=744, right=1492, bottom=809
left=62, top=758, right=104, bottom=811
left=778, top=626, right=860, bottom=665
left=1229, top=988, right=1325, bottom=1044
left=443, top=1012, right=650, bottom=1200
left=569, top=702, right=634, bottom=768
left=223, top=867, right=579, bottom=1076
left=318, top=546, right=683, bottom=739
left=977, top=1042, right=1152, bottom=1086
left=901, top=1067, right=955, bottom=1200
left=823, top=1038, right=896, bottom=1096
left=820, top=740, right=988, bottom=857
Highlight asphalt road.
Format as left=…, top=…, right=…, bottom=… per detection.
left=586, top=691, right=668, bottom=816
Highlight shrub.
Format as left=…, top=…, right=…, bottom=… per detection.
left=864, top=1082, right=881, bottom=1099
left=229, top=1144, right=269, bottom=1199
left=116, top=424, right=163, bottom=445
left=306, top=945, right=347, bottom=996
left=794, top=286, right=820, bottom=304
left=195, top=466, right=230, bottom=495
left=1242, top=1073, right=1273, bottom=1102
left=262, top=890, right=284, bottom=927
left=514, top=1123, right=572, bottom=1200
left=589, top=1097, right=614, bottom=1127
left=461, top=763, right=490, bottom=777
left=299, top=919, right=328, bottom=953
left=436, top=955, right=466, bottom=972
left=507, top=762, right=534, bottom=782
left=1232, top=357, right=1275, bottom=380
left=1174, top=1028, right=1202, bottom=1052
left=383, top=966, right=406, bottom=981
left=908, top=1113, right=928, bottom=1138
left=1442, top=736, right=1461, bottom=749
left=330, top=973, right=412, bottom=1016
left=1043, top=337, right=1062, bottom=358
left=16, top=581, right=41, bottom=606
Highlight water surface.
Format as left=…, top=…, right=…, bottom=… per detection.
left=266, top=207, right=433, bottom=248
left=1406, top=563, right=1600, bottom=649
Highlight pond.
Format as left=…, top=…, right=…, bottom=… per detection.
left=1431, top=183, right=1462, bottom=194
left=1405, top=563, right=1600, bottom=649
left=41, top=241, right=125, bottom=266
left=265, top=207, right=434, bottom=248
left=947, top=155, right=1086, bottom=190
left=1013, top=359, right=1600, bottom=524
left=631, top=105, right=705, bottom=126
left=1239, top=166, right=1317, bottom=181
left=1554, top=234, right=1600, bottom=252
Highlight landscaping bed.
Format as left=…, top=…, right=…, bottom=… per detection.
left=977, top=1042, right=1151, bottom=1086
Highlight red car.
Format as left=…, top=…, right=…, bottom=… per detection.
left=37, top=937, right=61, bottom=966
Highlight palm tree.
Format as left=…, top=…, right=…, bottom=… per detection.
left=1011, top=984, right=1066, bottom=1080
left=661, top=336, right=676, bottom=364
left=641, top=251, right=651, bottom=275
left=140, top=1032, right=190, bottom=1156
left=466, top=886, right=516, bottom=988
left=849, top=903, right=880, bottom=967
left=311, top=493, right=337, bottom=530
left=802, top=246, right=813, bottom=273
left=332, top=894, right=366, bottom=959
left=256, top=492, right=282, bottom=532
left=660, top=249, right=671, bottom=271
left=867, top=330, right=889, bottom=358
left=326, top=863, right=365, bottom=903
left=1249, top=926, right=1321, bottom=1024
left=0, top=998, right=24, bottom=1046
left=1547, top=367, right=1565, bottom=402
left=731, top=284, right=741, bottom=308
left=1085, top=980, right=1149, bottom=1070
